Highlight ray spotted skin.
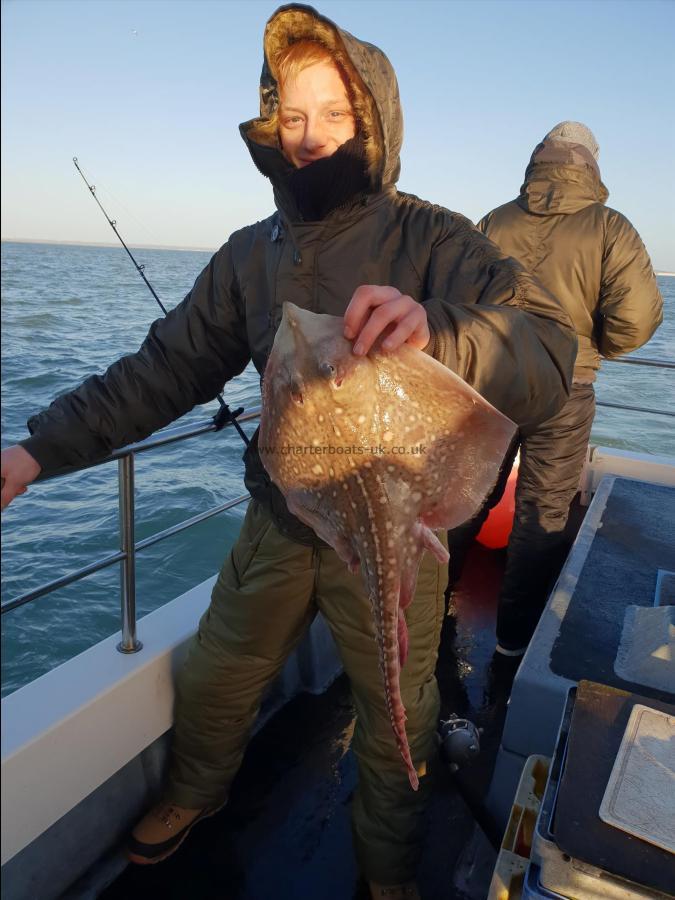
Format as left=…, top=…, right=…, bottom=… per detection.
left=260, top=303, right=516, bottom=788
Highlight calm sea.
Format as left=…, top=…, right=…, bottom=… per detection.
left=1, top=241, right=673, bottom=696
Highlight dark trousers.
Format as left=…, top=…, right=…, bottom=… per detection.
left=168, top=500, right=447, bottom=883
left=448, top=384, right=596, bottom=648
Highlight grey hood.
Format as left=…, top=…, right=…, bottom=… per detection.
left=517, top=138, right=609, bottom=216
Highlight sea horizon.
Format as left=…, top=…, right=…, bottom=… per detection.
left=2, top=237, right=674, bottom=275
left=1, top=237, right=218, bottom=254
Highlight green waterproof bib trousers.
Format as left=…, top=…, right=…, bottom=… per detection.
left=167, top=500, right=447, bottom=883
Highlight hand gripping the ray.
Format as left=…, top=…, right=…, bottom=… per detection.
left=343, top=285, right=430, bottom=356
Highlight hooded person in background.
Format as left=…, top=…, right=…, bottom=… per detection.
left=0, top=8, right=577, bottom=897
left=449, top=121, right=663, bottom=659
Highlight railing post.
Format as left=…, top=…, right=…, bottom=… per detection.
left=117, top=454, right=142, bottom=653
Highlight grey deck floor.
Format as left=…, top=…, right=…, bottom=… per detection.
left=100, top=540, right=525, bottom=900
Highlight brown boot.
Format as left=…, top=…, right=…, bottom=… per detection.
left=368, top=882, right=421, bottom=899
left=127, top=801, right=222, bottom=864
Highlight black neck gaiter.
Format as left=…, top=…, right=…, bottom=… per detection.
left=284, top=133, right=371, bottom=221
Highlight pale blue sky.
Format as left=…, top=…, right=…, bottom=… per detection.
left=2, top=0, right=674, bottom=268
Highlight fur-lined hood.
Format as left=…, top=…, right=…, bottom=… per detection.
left=240, top=3, right=402, bottom=191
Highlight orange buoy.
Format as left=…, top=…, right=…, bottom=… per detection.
left=476, top=454, right=519, bottom=549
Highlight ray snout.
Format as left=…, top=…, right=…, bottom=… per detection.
left=281, top=301, right=314, bottom=333
left=281, top=301, right=299, bottom=328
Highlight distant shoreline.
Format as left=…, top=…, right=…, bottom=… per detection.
left=1, top=237, right=216, bottom=253
left=2, top=238, right=674, bottom=274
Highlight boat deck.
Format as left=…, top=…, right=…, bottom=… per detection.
left=99, top=533, right=529, bottom=900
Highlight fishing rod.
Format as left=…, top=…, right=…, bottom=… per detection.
left=72, top=157, right=249, bottom=445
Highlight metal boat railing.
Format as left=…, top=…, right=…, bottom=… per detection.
left=1, top=406, right=261, bottom=652
left=596, top=356, right=675, bottom=418
left=1, top=355, right=673, bottom=652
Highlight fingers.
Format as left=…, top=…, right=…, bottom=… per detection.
left=343, top=285, right=401, bottom=341
left=352, top=296, right=409, bottom=355
left=381, top=304, right=430, bottom=352
left=1, top=446, right=41, bottom=511
left=2, top=479, right=25, bottom=510
left=1, top=481, right=30, bottom=510
left=345, top=286, right=429, bottom=356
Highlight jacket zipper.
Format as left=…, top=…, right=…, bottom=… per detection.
left=310, top=223, right=331, bottom=314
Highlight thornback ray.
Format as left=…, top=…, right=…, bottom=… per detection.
left=259, top=302, right=517, bottom=789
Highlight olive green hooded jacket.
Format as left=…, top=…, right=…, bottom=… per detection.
left=21, top=4, right=576, bottom=543
left=477, top=139, right=663, bottom=381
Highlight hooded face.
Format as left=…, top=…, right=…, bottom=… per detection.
left=278, top=59, right=356, bottom=168
left=242, top=5, right=403, bottom=191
